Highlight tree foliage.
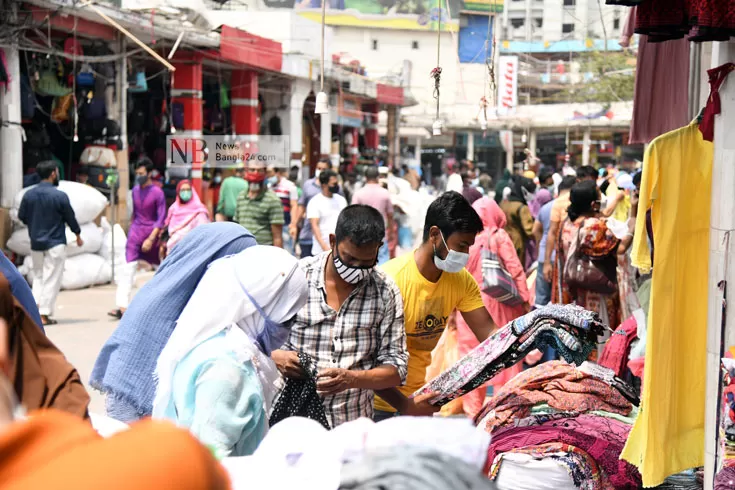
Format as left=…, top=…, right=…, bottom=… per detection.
left=561, top=50, right=636, bottom=104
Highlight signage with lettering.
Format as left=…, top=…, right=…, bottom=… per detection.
left=497, top=56, right=518, bottom=116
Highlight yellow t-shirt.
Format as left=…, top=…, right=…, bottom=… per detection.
left=373, top=252, right=485, bottom=413
left=606, top=181, right=632, bottom=222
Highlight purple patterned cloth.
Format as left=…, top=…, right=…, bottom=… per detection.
left=488, top=414, right=641, bottom=489
left=413, top=305, right=605, bottom=406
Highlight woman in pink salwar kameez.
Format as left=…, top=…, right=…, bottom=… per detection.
left=455, top=197, right=531, bottom=417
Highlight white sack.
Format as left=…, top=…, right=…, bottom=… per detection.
left=99, top=217, right=128, bottom=283
left=61, top=253, right=112, bottom=290
left=7, top=222, right=103, bottom=257
left=11, top=180, right=108, bottom=225
left=23, top=253, right=112, bottom=290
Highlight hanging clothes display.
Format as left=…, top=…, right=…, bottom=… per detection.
left=609, top=0, right=735, bottom=42
left=622, top=7, right=690, bottom=144
left=620, top=121, right=713, bottom=487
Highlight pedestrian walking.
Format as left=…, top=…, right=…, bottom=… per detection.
left=108, top=158, right=166, bottom=320
left=267, top=165, right=299, bottom=253
left=291, top=158, right=333, bottom=258
left=306, top=170, right=347, bottom=255
left=234, top=164, right=285, bottom=247
left=215, top=164, right=248, bottom=222
left=351, top=166, right=395, bottom=265
left=18, top=161, right=83, bottom=326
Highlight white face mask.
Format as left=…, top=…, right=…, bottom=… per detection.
left=433, top=231, right=469, bottom=273
left=315, top=170, right=322, bottom=180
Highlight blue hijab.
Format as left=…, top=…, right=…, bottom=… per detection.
left=90, top=222, right=256, bottom=417
left=0, top=253, right=43, bottom=331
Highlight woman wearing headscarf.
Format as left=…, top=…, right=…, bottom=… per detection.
left=552, top=181, right=622, bottom=330
left=0, top=271, right=89, bottom=418
left=493, top=169, right=512, bottom=204
left=529, top=188, right=553, bottom=219
left=161, top=180, right=211, bottom=259
left=455, top=197, right=530, bottom=416
left=91, top=223, right=256, bottom=423
left=153, top=246, right=308, bottom=459
left=500, top=176, right=537, bottom=262
left=0, top=320, right=230, bottom=490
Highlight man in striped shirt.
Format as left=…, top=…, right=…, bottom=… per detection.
left=233, top=164, right=284, bottom=247
left=272, top=205, right=411, bottom=427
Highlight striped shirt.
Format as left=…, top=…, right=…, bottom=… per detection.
left=233, top=189, right=285, bottom=245
left=282, top=252, right=408, bottom=427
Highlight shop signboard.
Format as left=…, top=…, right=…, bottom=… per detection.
left=497, top=56, right=518, bottom=116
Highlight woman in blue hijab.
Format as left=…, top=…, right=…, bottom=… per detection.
left=91, top=222, right=256, bottom=422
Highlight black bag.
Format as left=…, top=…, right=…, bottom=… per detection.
left=20, top=75, right=35, bottom=120
left=104, top=119, right=122, bottom=149
left=25, top=124, right=51, bottom=148
left=82, top=97, right=107, bottom=121
left=128, top=107, right=147, bottom=134
left=23, top=146, right=53, bottom=169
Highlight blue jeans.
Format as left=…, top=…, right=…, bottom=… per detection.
left=282, top=228, right=294, bottom=255
left=378, top=241, right=390, bottom=265
left=535, top=262, right=552, bottom=308
left=299, top=240, right=313, bottom=258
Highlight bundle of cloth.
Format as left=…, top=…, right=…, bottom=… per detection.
left=414, top=304, right=607, bottom=406
left=221, top=416, right=495, bottom=490
left=476, top=361, right=642, bottom=490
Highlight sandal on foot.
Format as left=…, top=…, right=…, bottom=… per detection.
left=107, top=309, right=123, bottom=319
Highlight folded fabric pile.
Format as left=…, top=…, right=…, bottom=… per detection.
left=413, top=304, right=607, bottom=406
left=488, top=415, right=640, bottom=489
left=221, top=416, right=492, bottom=490
left=340, top=446, right=498, bottom=490
left=476, top=361, right=641, bottom=490
left=474, top=361, right=635, bottom=433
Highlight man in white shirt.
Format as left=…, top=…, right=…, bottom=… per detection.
left=307, top=169, right=347, bottom=254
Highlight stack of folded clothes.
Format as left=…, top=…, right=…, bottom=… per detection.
left=413, top=304, right=607, bottom=407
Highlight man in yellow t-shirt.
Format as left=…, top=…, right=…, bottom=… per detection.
left=374, top=191, right=499, bottom=420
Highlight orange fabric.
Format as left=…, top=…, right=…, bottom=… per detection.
left=0, top=410, right=230, bottom=490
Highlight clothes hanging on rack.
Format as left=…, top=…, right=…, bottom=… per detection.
left=621, top=121, right=713, bottom=487
left=623, top=7, right=691, bottom=144
left=611, top=0, right=735, bottom=42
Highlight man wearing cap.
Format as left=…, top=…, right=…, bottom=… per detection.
left=215, top=163, right=248, bottom=222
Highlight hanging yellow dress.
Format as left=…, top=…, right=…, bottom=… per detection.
left=621, top=122, right=713, bottom=487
